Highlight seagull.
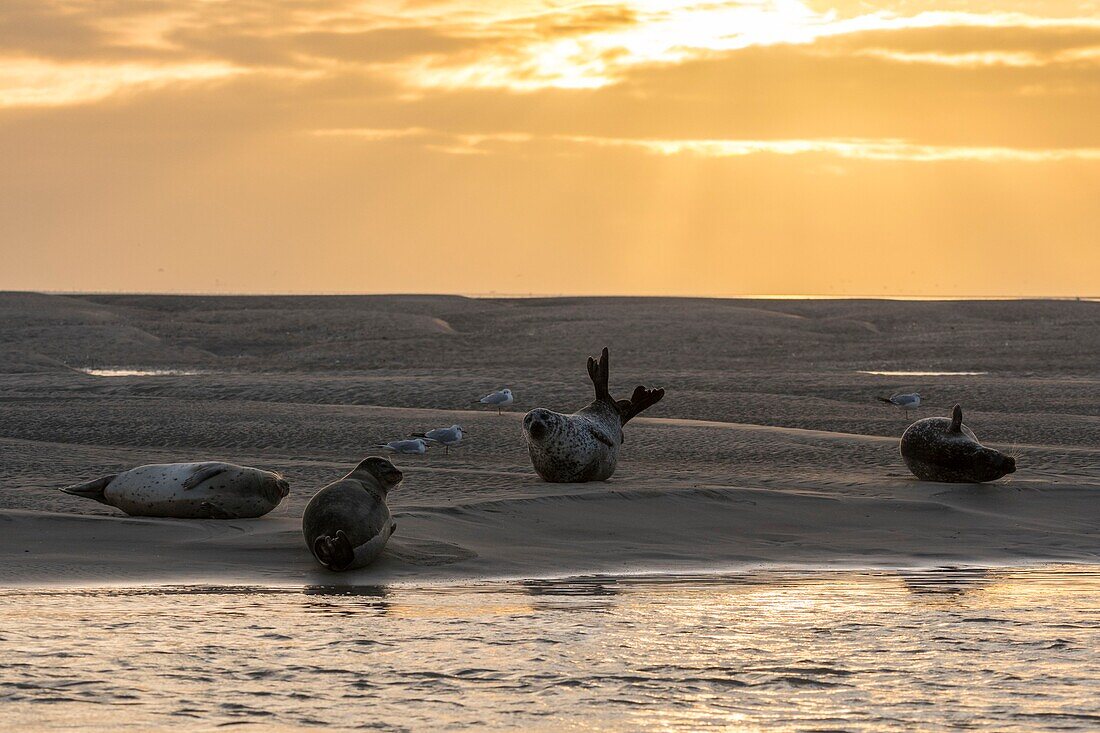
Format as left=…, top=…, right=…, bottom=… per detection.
left=375, top=438, right=429, bottom=455
left=878, top=392, right=921, bottom=418
left=410, top=425, right=465, bottom=455
left=473, top=388, right=513, bottom=415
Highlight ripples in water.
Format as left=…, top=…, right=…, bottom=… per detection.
left=1, top=566, right=1098, bottom=731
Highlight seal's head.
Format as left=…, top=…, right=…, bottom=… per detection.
left=523, top=408, right=565, bottom=444
left=257, top=470, right=291, bottom=503
left=354, top=456, right=404, bottom=492
left=901, top=404, right=1016, bottom=483
left=273, top=473, right=291, bottom=498
left=969, top=446, right=1016, bottom=482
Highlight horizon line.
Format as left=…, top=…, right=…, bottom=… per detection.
left=5, top=290, right=1099, bottom=303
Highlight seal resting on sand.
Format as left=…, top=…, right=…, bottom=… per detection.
left=302, top=457, right=402, bottom=571
left=523, top=347, right=664, bottom=482
left=59, top=462, right=290, bottom=518
left=900, top=404, right=1016, bottom=483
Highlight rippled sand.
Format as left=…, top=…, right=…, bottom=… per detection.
left=1, top=294, right=1098, bottom=584
left=2, top=568, right=1098, bottom=731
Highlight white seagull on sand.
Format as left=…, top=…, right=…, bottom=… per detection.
left=376, top=438, right=429, bottom=455
left=410, top=425, right=465, bottom=455
left=878, top=392, right=921, bottom=418
left=474, top=388, right=513, bottom=415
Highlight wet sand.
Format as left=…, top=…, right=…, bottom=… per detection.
left=0, top=293, right=1097, bottom=585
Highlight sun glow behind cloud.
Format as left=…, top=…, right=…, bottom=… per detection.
left=9, top=1, right=1095, bottom=98
left=401, top=3, right=1100, bottom=91
left=403, top=1, right=842, bottom=90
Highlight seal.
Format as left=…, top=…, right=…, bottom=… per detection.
left=522, top=347, right=664, bottom=483
left=900, top=404, right=1016, bottom=483
left=302, top=457, right=402, bottom=571
left=59, top=462, right=290, bottom=518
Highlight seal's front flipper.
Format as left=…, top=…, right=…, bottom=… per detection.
left=587, top=346, right=611, bottom=401
left=59, top=475, right=118, bottom=505
left=183, top=463, right=228, bottom=490
left=618, top=385, right=665, bottom=425
left=314, top=530, right=355, bottom=571
left=587, top=424, right=615, bottom=448
left=199, top=501, right=238, bottom=520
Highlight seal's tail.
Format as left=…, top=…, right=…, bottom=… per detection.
left=617, top=385, right=665, bottom=425
left=58, top=475, right=117, bottom=505
left=876, top=396, right=893, bottom=404
left=587, top=346, right=611, bottom=400
left=313, top=530, right=355, bottom=571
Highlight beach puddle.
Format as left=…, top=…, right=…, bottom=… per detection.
left=78, top=368, right=205, bottom=377
left=859, top=370, right=989, bottom=376
left=0, top=566, right=1097, bottom=731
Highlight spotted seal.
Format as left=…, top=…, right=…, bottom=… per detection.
left=59, top=462, right=290, bottom=518
left=302, top=457, right=402, bottom=571
left=523, top=347, right=664, bottom=482
left=900, top=404, right=1016, bottom=483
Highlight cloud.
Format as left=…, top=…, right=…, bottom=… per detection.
left=0, top=58, right=244, bottom=108
left=812, top=24, right=1100, bottom=68
left=166, top=25, right=490, bottom=67
left=562, top=135, right=1100, bottom=162
left=312, top=126, right=1100, bottom=161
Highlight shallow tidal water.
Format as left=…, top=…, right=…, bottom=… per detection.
left=1, top=567, right=1098, bottom=731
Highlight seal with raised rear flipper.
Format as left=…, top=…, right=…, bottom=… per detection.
left=900, top=404, right=1016, bottom=483
left=523, top=347, right=664, bottom=483
left=302, top=457, right=402, bottom=571
left=59, top=462, right=290, bottom=518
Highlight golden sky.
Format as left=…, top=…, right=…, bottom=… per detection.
left=2, top=0, right=1098, bottom=296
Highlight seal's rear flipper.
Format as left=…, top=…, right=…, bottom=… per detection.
left=59, top=475, right=118, bottom=505
left=314, top=530, right=355, bottom=571
left=587, top=347, right=611, bottom=401
left=949, top=404, right=963, bottom=433
left=617, top=385, right=665, bottom=425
